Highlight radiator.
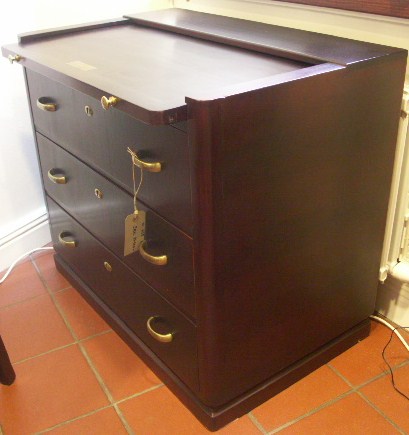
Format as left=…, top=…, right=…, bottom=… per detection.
left=376, top=85, right=409, bottom=325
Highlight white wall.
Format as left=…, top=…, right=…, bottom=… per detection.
left=0, top=0, right=172, bottom=272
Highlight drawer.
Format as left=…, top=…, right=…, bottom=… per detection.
left=47, top=197, right=198, bottom=390
left=27, top=69, right=192, bottom=234
left=38, top=133, right=195, bottom=318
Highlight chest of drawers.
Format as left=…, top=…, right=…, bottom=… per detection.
left=3, top=9, right=407, bottom=430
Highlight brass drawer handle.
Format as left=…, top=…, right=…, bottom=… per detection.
left=47, top=169, right=67, bottom=184
left=147, top=317, right=173, bottom=343
left=37, top=97, right=57, bottom=112
left=58, top=232, right=77, bottom=248
left=131, top=153, right=162, bottom=173
left=139, top=241, right=167, bottom=266
left=101, top=95, right=119, bottom=110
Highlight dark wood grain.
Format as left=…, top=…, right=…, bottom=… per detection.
left=3, top=22, right=306, bottom=123
left=125, top=9, right=404, bottom=66
left=27, top=69, right=193, bottom=234
left=5, top=8, right=408, bottom=431
left=205, top=319, right=371, bottom=430
left=0, top=336, right=15, bottom=386
left=273, top=0, right=409, bottom=19
left=48, top=197, right=198, bottom=390
left=55, top=252, right=373, bottom=431
left=37, top=134, right=195, bottom=319
left=188, top=50, right=406, bottom=407
left=18, top=17, right=128, bottom=43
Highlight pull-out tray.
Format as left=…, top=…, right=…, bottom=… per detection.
left=2, top=8, right=404, bottom=125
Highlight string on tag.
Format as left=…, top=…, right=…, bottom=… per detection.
left=127, top=147, right=144, bottom=216
left=124, top=147, right=146, bottom=256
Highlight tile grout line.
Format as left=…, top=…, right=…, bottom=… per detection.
left=31, top=256, right=135, bottom=435
left=115, top=383, right=165, bottom=405
left=327, top=362, right=379, bottom=389
left=12, top=330, right=112, bottom=365
left=327, top=358, right=409, bottom=391
left=13, top=341, right=76, bottom=365
left=113, top=404, right=136, bottom=435
left=33, top=404, right=114, bottom=434
left=268, top=389, right=355, bottom=434
left=328, top=363, right=407, bottom=434
left=76, top=343, right=136, bottom=434
left=247, top=411, right=268, bottom=434
left=268, top=360, right=398, bottom=434
left=33, top=384, right=167, bottom=434
left=0, top=292, right=49, bottom=312
left=357, top=391, right=406, bottom=435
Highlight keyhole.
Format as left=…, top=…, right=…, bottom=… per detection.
left=85, top=105, right=93, bottom=117
left=94, top=188, right=103, bottom=199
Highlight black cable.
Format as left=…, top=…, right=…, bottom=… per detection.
left=381, top=325, right=409, bottom=401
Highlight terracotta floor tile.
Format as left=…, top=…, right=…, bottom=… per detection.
left=329, top=321, right=408, bottom=386
left=33, top=252, right=71, bottom=292
left=0, top=260, right=47, bottom=308
left=278, top=393, right=400, bottom=434
left=0, top=345, right=110, bottom=434
left=45, top=407, right=127, bottom=434
left=252, top=365, right=350, bottom=432
left=0, top=294, right=73, bottom=362
left=55, top=288, right=111, bottom=340
left=217, top=415, right=262, bottom=434
left=360, top=363, right=409, bottom=433
left=82, top=331, right=161, bottom=401
left=119, top=387, right=260, bottom=435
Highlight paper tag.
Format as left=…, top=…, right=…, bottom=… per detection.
left=124, top=211, right=146, bottom=256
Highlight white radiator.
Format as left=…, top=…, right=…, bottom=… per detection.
left=376, top=85, right=409, bottom=325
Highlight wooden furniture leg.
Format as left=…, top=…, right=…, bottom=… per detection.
left=0, top=335, right=15, bottom=385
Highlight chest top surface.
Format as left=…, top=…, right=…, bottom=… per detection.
left=4, top=24, right=307, bottom=112
left=2, top=8, right=406, bottom=124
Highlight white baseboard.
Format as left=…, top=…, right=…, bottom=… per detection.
left=0, top=214, right=52, bottom=273
left=376, top=276, right=409, bottom=326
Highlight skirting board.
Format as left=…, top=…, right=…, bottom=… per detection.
left=0, top=214, right=52, bottom=273
left=376, top=275, right=409, bottom=326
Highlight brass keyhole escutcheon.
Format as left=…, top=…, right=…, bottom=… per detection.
left=85, top=105, right=93, bottom=117
left=104, top=261, right=112, bottom=272
left=94, top=188, right=103, bottom=199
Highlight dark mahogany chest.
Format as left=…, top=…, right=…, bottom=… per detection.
left=3, top=9, right=407, bottom=430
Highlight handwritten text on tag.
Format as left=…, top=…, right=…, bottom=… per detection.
left=124, top=211, right=146, bottom=256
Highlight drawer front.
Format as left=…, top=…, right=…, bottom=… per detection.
left=27, top=69, right=192, bottom=234
left=47, top=197, right=198, bottom=390
left=38, top=133, right=195, bottom=319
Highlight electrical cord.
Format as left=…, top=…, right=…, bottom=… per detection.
left=370, top=315, right=409, bottom=401
left=370, top=315, right=409, bottom=352
left=381, top=325, right=409, bottom=401
left=0, top=247, right=54, bottom=284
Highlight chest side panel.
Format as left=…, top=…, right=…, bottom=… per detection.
left=191, top=53, right=407, bottom=406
